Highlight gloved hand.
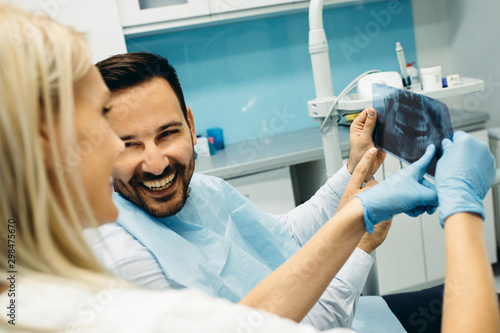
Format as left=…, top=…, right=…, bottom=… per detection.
left=435, top=131, right=497, bottom=227
left=356, top=145, right=438, bottom=233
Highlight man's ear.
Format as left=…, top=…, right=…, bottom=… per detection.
left=186, top=106, right=197, bottom=146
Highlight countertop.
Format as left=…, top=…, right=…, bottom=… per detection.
left=194, top=110, right=490, bottom=179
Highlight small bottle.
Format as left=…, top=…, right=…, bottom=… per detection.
left=208, top=137, right=216, bottom=155
left=406, top=62, right=420, bottom=90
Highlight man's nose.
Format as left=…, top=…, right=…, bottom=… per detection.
left=142, top=144, right=168, bottom=176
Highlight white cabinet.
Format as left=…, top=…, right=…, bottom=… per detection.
left=117, top=0, right=295, bottom=27
left=117, top=0, right=210, bottom=27
left=119, top=0, right=390, bottom=36
left=12, top=0, right=127, bottom=63
left=208, top=0, right=293, bottom=15
left=226, top=167, right=296, bottom=215
left=374, top=129, right=497, bottom=295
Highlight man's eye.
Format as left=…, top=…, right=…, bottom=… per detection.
left=160, top=130, right=178, bottom=138
left=124, top=142, right=135, bottom=148
left=102, top=106, right=112, bottom=114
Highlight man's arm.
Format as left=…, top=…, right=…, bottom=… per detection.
left=293, top=179, right=389, bottom=329
left=85, top=223, right=182, bottom=290
left=270, top=108, right=389, bottom=328
left=242, top=144, right=436, bottom=323
left=300, top=247, right=374, bottom=329
left=239, top=148, right=379, bottom=323
left=442, top=213, right=500, bottom=333
left=278, top=108, right=386, bottom=246
left=239, top=197, right=367, bottom=323
left=277, top=165, right=352, bottom=246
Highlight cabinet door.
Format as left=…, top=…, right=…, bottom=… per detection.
left=226, top=167, right=296, bottom=215
left=117, top=0, right=210, bottom=27
left=12, top=0, right=127, bottom=63
left=209, top=0, right=293, bottom=14
left=374, top=154, right=428, bottom=295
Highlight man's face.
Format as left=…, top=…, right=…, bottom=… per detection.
left=107, top=77, right=197, bottom=217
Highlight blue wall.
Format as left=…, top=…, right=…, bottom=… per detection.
left=126, top=0, right=417, bottom=145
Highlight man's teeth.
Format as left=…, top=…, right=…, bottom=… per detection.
left=142, top=173, right=176, bottom=191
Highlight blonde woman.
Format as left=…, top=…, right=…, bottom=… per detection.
left=0, top=4, right=373, bottom=332
left=0, top=4, right=498, bottom=333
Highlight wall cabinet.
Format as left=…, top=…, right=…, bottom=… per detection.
left=374, top=129, right=497, bottom=295
left=208, top=0, right=294, bottom=15
left=118, top=0, right=296, bottom=28
left=12, top=0, right=127, bottom=63
left=118, top=0, right=389, bottom=37
left=117, top=0, right=211, bottom=27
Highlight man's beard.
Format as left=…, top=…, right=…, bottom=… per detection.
left=113, top=154, right=195, bottom=218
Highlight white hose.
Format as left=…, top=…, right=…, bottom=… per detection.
left=319, top=70, right=381, bottom=132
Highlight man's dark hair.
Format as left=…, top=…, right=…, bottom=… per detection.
left=96, top=52, right=188, bottom=120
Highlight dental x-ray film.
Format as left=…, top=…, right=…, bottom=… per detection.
left=372, top=83, right=453, bottom=176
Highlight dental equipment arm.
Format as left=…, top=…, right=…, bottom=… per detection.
left=308, top=0, right=342, bottom=177
left=308, top=1, right=380, bottom=178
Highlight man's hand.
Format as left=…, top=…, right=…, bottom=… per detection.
left=336, top=168, right=377, bottom=214
left=357, top=220, right=392, bottom=254
left=337, top=148, right=392, bottom=253
left=347, top=107, right=386, bottom=182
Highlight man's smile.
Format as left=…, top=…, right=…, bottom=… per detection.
left=140, top=172, right=177, bottom=191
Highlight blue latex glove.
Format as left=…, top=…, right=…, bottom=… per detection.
left=356, top=145, right=438, bottom=233
left=435, top=131, right=497, bottom=226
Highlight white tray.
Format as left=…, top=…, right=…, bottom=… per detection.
left=338, top=77, right=485, bottom=112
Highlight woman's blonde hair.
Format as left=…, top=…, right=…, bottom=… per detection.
left=0, top=4, right=111, bottom=284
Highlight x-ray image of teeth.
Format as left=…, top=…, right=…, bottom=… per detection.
left=371, top=83, right=453, bottom=176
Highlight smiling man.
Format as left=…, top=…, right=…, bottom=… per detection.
left=88, top=52, right=397, bottom=331
left=108, top=76, right=196, bottom=218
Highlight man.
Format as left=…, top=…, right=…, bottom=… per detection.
left=88, top=52, right=393, bottom=330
